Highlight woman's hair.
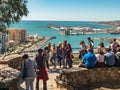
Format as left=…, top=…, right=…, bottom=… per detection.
left=80, top=40, right=85, bottom=45
left=98, top=42, right=104, bottom=47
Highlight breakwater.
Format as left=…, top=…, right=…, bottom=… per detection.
left=48, top=24, right=109, bottom=35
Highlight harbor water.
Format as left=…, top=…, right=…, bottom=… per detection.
left=11, top=21, right=119, bottom=53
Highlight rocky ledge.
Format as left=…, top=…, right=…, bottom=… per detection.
left=56, top=67, right=120, bottom=90
left=0, top=64, right=20, bottom=90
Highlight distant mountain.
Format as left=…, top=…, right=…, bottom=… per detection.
left=113, top=20, right=120, bottom=22
left=93, top=20, right=120, bottom=27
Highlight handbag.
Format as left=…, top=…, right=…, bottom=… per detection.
left=36, top=69, right=42, bottom=75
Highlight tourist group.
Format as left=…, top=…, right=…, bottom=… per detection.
left=21, top=37, right=120, bottom=90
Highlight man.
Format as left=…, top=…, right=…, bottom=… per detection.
left=80, top=48, right=96, bottom=68
left=104, top=48, right=116, bottom=67
left=110, top=38, right=119, bottom=53
left=87, top=37, right=94, bottom=53
left=22, top=54, right=35, bottom=90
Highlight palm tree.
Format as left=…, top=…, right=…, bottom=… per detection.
left=0, top=0, right=29, bottom=54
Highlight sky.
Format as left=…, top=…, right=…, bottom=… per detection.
left=22, top=0, right=120, bottom=21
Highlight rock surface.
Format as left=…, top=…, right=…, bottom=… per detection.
left=0, top=64, right=20, bottom=90
left=56, top=67, right=120, bottom=90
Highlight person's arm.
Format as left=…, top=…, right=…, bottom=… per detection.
left=104, top=55, right=107, bottom=64
left=94, top=55, right=97, bottom=63
left=82, top=55, right=86, bottom=64
left=33, top=60, right=36, bottom=72
left=21, top=61, right=24, bottom=72
left=34, top=57, right=37, bottom=71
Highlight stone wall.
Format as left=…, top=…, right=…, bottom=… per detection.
left=8, top=56, right=22, bottom=71
left=0, top=56, right=22, bottom=90
left=56, top=67, right=120, bottom=90
left=0, top=65, right=20, bottom=90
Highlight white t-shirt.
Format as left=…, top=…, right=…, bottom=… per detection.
left=96, top=54, right=104, bottom=63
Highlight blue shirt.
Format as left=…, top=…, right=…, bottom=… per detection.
left=104, top=51, right=116, bottom=66
left=82, top=52, right=96, bottom=67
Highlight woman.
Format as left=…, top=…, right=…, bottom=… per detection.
left=43, top=42, right=51, bottom=69
left=79, top=40, right=87, bottom=60
left=56, top=42, right=63, bottom=68
left=35, top=49, right=49, bottom=90
left=95, top=49, right=105, bottom=68
left=66, top=43, right=73, bottom=68
left=43, top=47, right=50, bottom=69
left=22, top=54, right=35, bottom=90
left=50, top=44, right=57, bottom=69
left=62, top=40, right=68, bottom=68
left=98, top=42, right=105, bottom=54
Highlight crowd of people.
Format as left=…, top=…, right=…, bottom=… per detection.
left=79, top=37, right=120, bottom=68
left=21, top=37, right=120, bottom=90
left=43, top=40, right=73, bottom=69
left=21, top=40, right=73, bottom=90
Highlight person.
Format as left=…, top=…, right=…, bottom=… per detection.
left=66, top=43, right=73, bottom=68
left=35, top=49, right=49, bottom=90
left=62, top=40, right=68, bottom=68
left=44, top=42, right=51, bottom=69
left=115, top=47, right=120, bottom=67
left=95, top=49, right=105, bottom=68
left=50, top=44, right=57, bottom=69
left=22, top=54, right=35, bottom=90
left=110, top=38, right=119, bottom=53
left=104, top=48, right=116, bottom=67
left=43, top=47, right=50, bottom=69
left=87, top=37, right=94, bottom=53
left=56, top=42, right=63, bottom=68
left=98, top=42, right=105, bottom=54
left=80, top=48, right=96, bottom=68
left=79, top=40, right=87, bottom=60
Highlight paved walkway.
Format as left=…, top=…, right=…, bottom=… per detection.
left=20, top=67, right=66, bottom=90
left=19, top=65, right=120, bottom=90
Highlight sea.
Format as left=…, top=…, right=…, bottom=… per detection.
left=11, top=21, right=119, bottom=53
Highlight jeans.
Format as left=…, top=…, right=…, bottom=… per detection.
left=25, top=77, right=35, bottom=90
left=50, top=55, right=57, bottom=68
left=62, top=55, right=67, bottom=68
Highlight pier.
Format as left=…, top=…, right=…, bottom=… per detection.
left=48, top=24, right=108, bottom=35
left=24, top=36, right=56, bottom=52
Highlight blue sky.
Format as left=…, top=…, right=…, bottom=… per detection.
left=22, top=0, right=120, bottom=21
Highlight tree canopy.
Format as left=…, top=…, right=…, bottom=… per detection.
left=0, top=0, right=29, bottom=32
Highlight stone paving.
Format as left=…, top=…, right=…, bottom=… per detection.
left=20, top=67, right=66, bottom=90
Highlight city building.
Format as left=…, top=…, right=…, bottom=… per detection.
left=8, top=28, right=26, bottom=43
